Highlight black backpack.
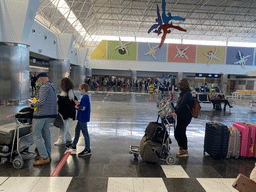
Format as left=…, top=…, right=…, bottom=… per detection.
left=68, top=95, right=78, bottom=120
left=57, top=94, right=77, bottom=120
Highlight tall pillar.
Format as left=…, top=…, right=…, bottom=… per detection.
left=49, top=59, right=70, bottom=91
left=177, top=72, right=184, bottom=84
left=0, top=0, right=39, bottom=103
left=71, top=65, right=85, bottom=87
left=87, top=68, right=92, bottom=78
left=0, top=43, right=29, bottom=102
left=221, top=74, right=228, bottom=95
left=131, top=70, right=137, bottom=81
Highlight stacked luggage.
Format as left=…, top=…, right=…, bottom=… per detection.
left=204, top=121, right=256, bottom=159
left=130, top=98, right=176, bottom=164
left=0, top=107, right=34, bottom=169
left=139, top=121, right=169, bottom=163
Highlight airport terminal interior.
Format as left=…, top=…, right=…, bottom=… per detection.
left=1, top=0, right=256, bottom=191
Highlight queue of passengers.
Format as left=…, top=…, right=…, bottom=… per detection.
left=85, top=77, right=172, bottom=91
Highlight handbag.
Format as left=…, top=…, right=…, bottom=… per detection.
left=53, top=113, right=64, bottom=129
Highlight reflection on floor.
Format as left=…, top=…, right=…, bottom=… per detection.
left=0, top=88, right=256, bottom=192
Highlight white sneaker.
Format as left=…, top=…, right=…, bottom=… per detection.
left=54, top=140, right=65, bottom=145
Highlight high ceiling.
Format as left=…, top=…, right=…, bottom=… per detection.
left=36, top=0, right=256, bottom=57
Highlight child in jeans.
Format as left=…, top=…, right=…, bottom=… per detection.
left=67, top=83, right=91, bottom=156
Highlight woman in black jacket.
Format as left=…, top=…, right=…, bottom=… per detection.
left=55, top=78, right=76, bottom=145
left=172, top=79, right=193, bottom=157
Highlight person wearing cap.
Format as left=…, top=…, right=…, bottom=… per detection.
left=30, top=73, right=57, bottom=166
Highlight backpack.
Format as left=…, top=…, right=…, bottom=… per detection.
left=68, top=94, right=78, bottom=120
left=187, top=98, right=201, bottom=118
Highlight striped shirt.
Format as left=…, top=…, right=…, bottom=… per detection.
left=32, top=81, right=58, bottom=119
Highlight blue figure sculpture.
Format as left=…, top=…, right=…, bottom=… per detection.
left=162, top=0, right=185, bottom=24
left=148, top=4, right=163, bottom=34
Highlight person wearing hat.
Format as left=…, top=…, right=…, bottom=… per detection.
left=30, top=72, right=57, bottom=166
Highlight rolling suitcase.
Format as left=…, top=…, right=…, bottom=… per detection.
left=244, top=123, right=256, bottom=158
left=0, top=123, right=32, bottom=145
left=233, top=122, right=256, bottom=158
left=226, top=127, right=240, bottom=159
left=139, top=135, right=162, bottom=163
left=204, top=122, right=229, bottom=158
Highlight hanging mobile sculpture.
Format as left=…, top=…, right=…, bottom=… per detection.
left=148, top=0, right=186, bottom=48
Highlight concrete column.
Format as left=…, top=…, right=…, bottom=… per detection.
left=49, top=59, right=70, bottom=92
left=131, top=70, right=137, bottom=81
left=177, top=72, right=184, bottom=83
left=0, top=43, right=29, bottom=103
left=86, top=68, right=92, bottom=77
left=71, top=65, right=85, bottom=87
left=221, top=74, right=228, bottom=95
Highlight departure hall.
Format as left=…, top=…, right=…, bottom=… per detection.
left=0, top=0, right=256, bottom=191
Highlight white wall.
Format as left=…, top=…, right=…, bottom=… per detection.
left=0, top=0, right=39, bottom=44
left=88, top=59, right=256, bottom=75
left=27, top=21, right=80, bottom=65
left=69, top=46, right=78, bottom=64
left=28, top=21, right=58, bottom=59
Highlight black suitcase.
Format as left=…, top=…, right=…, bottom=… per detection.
left=204, top=122, right=229, bottom=158
left=145, top=122, right=168, bottom=144
left=15, top=107, right=34, bottom=124
left=0, top=123, right=32, bottom=145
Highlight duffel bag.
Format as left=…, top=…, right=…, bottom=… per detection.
left=139, top=135, right=162, bottom=163
left=145, top=122, right=169, bottom=144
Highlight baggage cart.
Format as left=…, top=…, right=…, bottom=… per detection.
left=0, top=108, right=35, bottom=169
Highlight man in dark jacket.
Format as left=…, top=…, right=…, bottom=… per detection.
left=172, top=79, right=193, bottom=157
left=30, top=73, right=57, bottom=166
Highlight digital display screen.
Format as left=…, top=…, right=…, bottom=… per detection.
left=33, top=59, right=36, bottom=63
left=42, top=61, right=45, bottom=65
left=196, top=73, right=220, bottom=78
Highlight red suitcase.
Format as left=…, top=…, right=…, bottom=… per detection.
left=233, top=122, right=251, bottom=158
left=245, top=123, right=256, bottom=158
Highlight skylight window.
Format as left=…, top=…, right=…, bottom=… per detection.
left=50, top=0, right=87, bottom=38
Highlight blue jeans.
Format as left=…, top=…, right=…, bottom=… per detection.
left=32, top=118, right=51, bottom=159
left=72, top=121, right=90, bottom=150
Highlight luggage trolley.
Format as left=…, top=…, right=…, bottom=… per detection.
left=0, top=108, right=34, bottom=169
left=129, top=98, right=176, bottom=165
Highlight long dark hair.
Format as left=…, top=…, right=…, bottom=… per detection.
left=60, top=77, right=75, bottom=92
left=178, top=79, right=191, bottom=92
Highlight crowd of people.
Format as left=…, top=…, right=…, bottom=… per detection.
left=85, top=77, right=173, bottom=91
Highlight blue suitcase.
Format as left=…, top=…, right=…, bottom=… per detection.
left=204, top=122, right=229, bottom=158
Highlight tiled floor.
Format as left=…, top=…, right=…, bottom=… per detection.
left=0, top=87, right=256, bottom=192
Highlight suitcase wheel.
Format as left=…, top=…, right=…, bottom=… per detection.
left=166, top=155, right=176, bottom=165
left=13, top=157, right=24, bottom=169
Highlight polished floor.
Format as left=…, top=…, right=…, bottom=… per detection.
left=0, top=87, right=256, bottom=192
